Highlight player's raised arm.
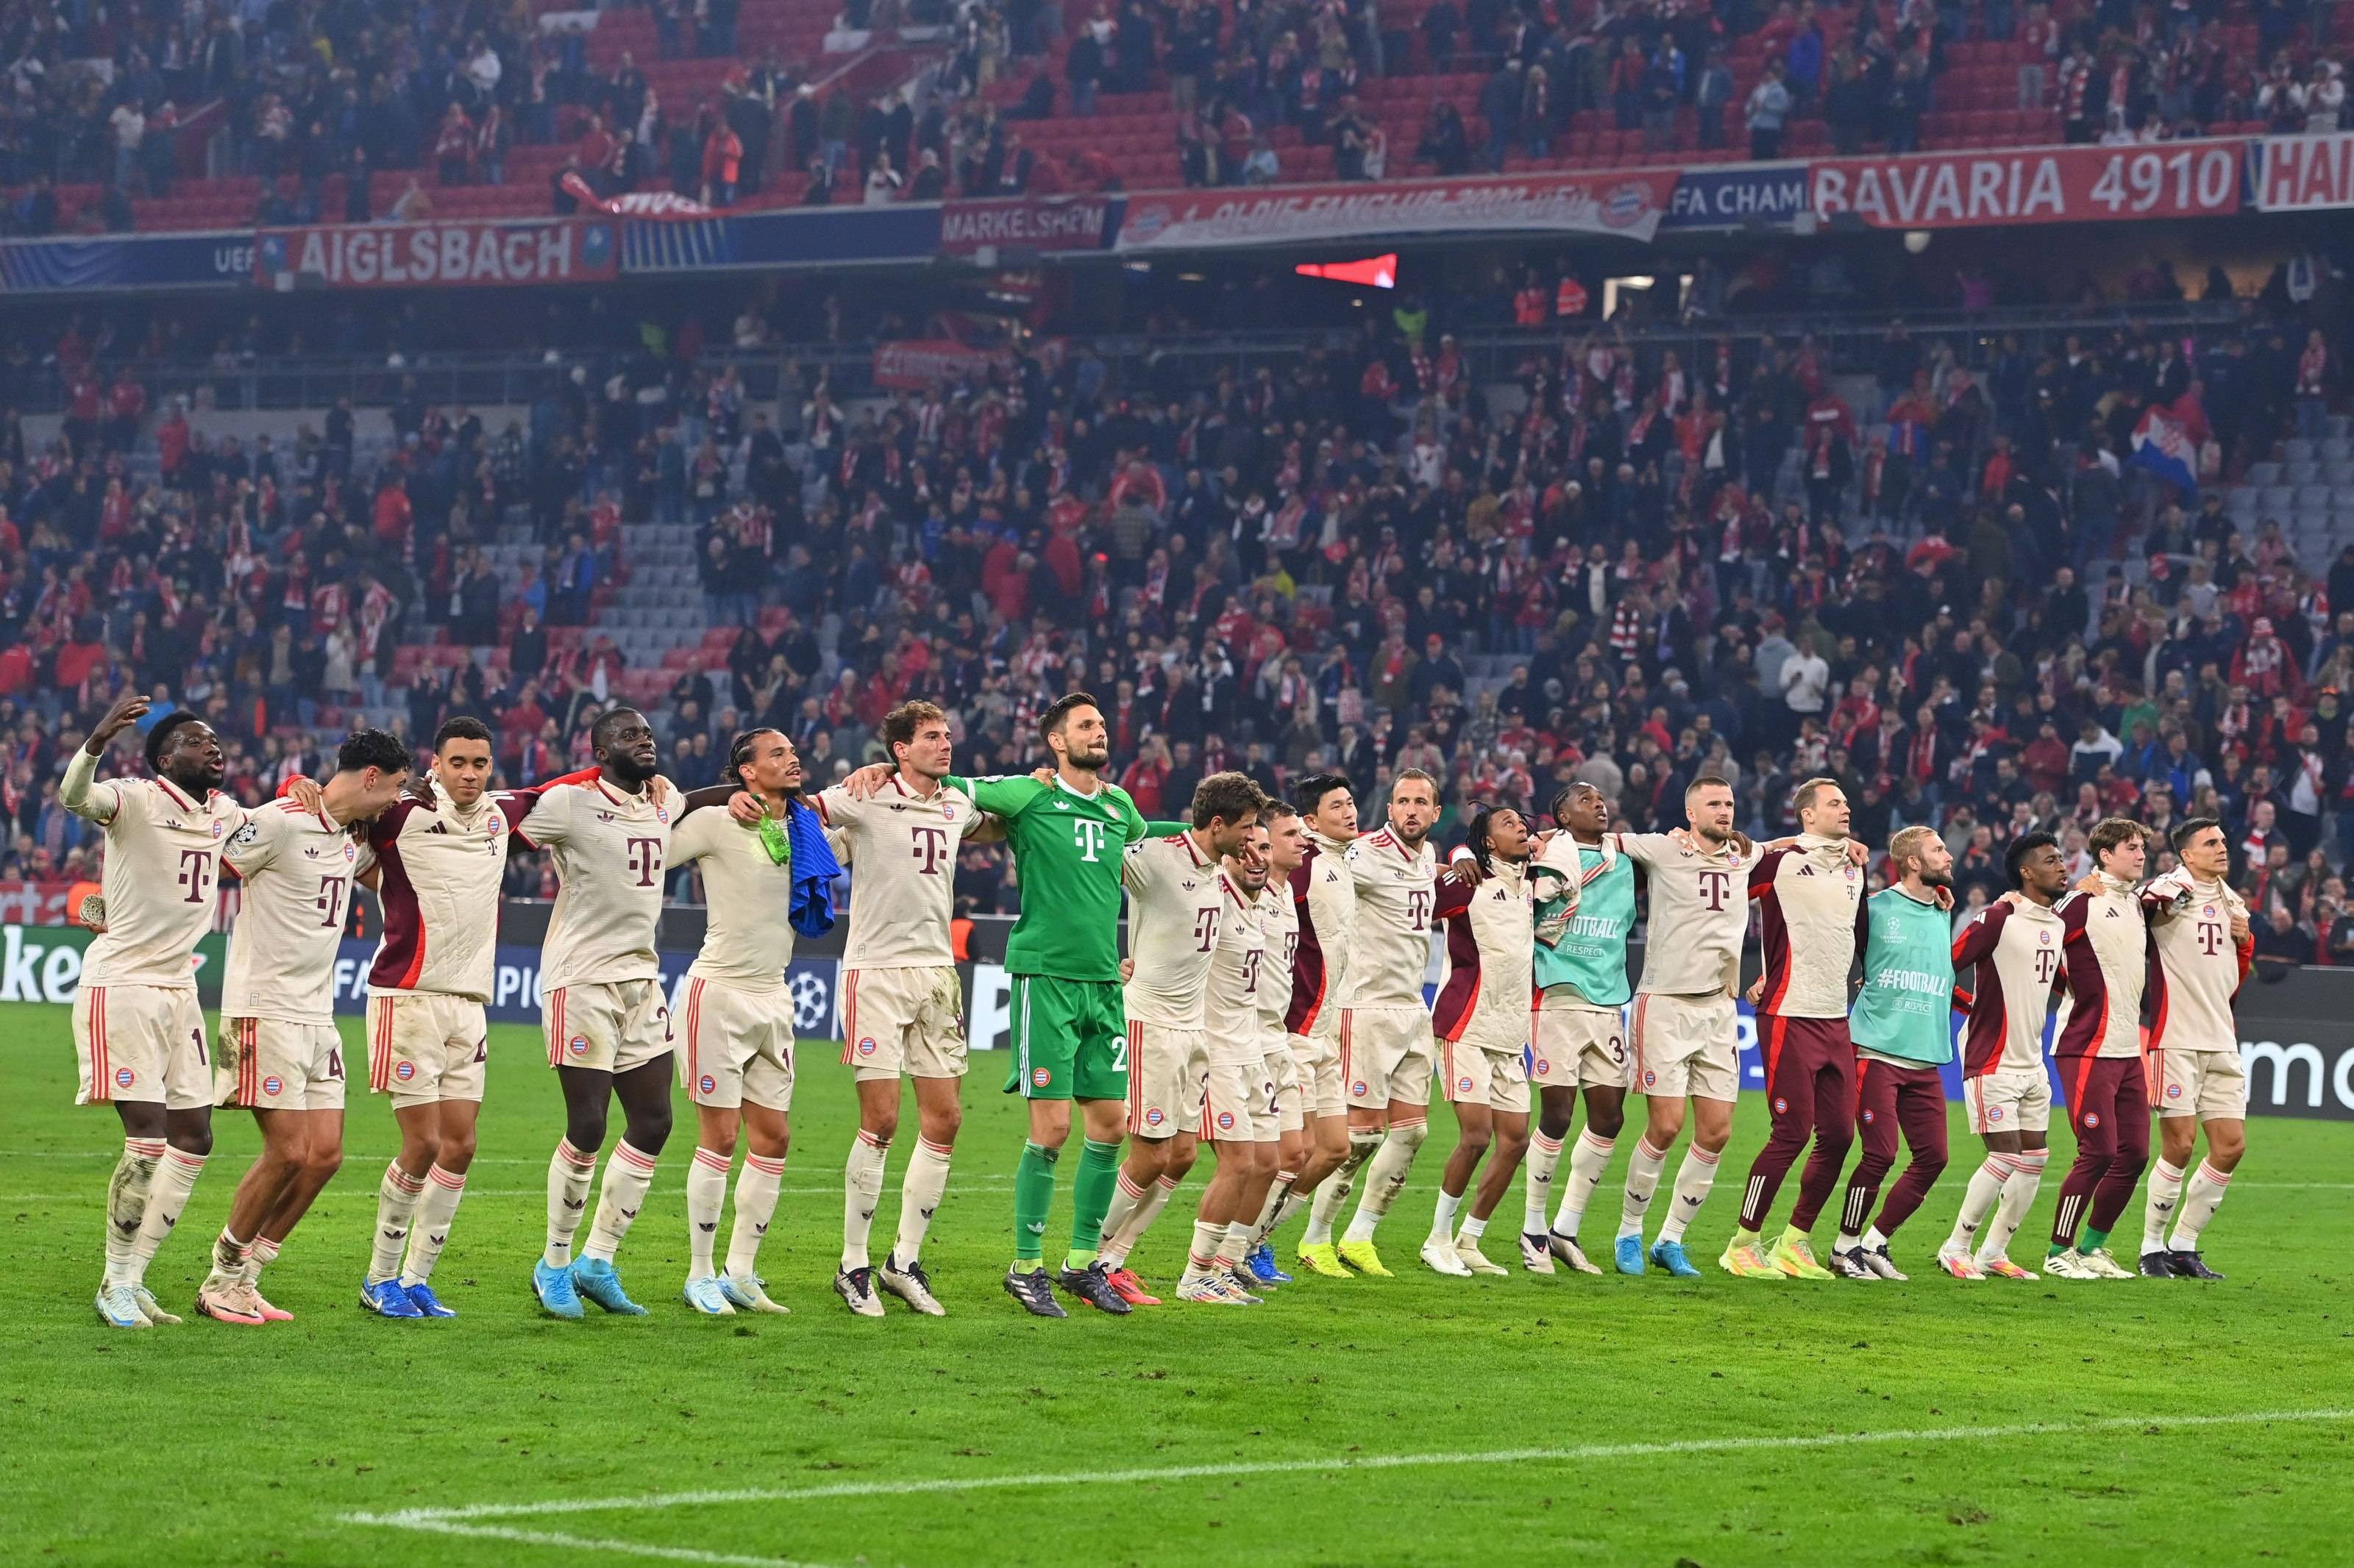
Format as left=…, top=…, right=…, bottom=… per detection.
left=61, top=691, right=153, bottom=822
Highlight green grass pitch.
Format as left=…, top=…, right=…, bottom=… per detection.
left=3, top=997, right=2351, bottom=1567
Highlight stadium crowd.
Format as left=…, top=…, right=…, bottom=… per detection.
left=1, top=262, right=2352, bottom=962
left=0, top=0, right=2344, bottom=230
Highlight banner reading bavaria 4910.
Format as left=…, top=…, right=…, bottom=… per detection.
left=1809, top=140, right=2244, bottom=228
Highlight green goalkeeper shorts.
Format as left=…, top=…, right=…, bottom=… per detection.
left=1003, top=974, right=1129, bottom=1102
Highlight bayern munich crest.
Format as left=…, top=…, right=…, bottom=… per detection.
left=1145, top=1107, right=1164, bottom=1126
left=262, top=1075, right=283, bottom=1096
left=395, top=1061, right=416, bottom=1080
left=1216, top=1111, right=1234, bottom=1130
left=114, top=1066, right=134, bottom=1088
left=1988, top=1105, right=2007, bottom=1122
left=1031, top=1066, right=1050, bottom=1087
left=857, top=1037, right=877, bottom=1056
left=568, top=1036, right=588, bottom=1055
left=2085, top=1111, right=2102, bottom=1128
left=699, top=1074, right=716, bottom=1094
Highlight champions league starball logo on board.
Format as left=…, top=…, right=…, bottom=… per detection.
left=789, top=972, right=831, bottom=1034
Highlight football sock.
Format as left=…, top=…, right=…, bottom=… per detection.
left=129, top=1145, right=207, bottom=1283
left=1011, top=1141, right=1059, bottom=1270
left=1343, top=1116, right=1426, bottom=1244
left=1657, top=1145, right=1721, bottom=1244
left=727, top=1152, right=785, bottom=1277
left=1106, top=1174, right=1178, bottom=1268
left=1063, top=1138, right=1123, bottom=1272
left=1305, top=1127, right=1382, bottom=1245
left=2142, top=1160, right=2186, bottom=1252
left=402, top=1166, right=466, bottom=1288
left=1778, top=1222, right=1810, bottom=1252
left=842, top=1129, right=889, bottom=1271
left=207, top=1227, right=250, bottom=1289
left=1861, top=1225, right=1891, bottom=1252
left=686, top=1147, right=731, bottom=1277
left=1095, top=1167, right=1150, bottom=1264
left=2171, top=1160, right=2231, bottom=1250
left=1182, top=1219, right=1223, bottom=1281
left=1217, top=1221, right=1256, bottom=1271
left=894, top=1137, right=953, bottom=1264
left=103, top=1137, right=164, bottom=1287
left=1945, top=1154, right=2013, bottom=1254
left=1458, top=1214, right=1487, bottom=1243
left=246, top=1236, right=280, bottom=1289
left=542, top=1138, right=597, bottom=1268
left=1251, top=1173, right=1292, bottom=1244
left=366, top=1162, right=425, bottom=1286
left=1428, top=1186, right=1462, bottom=1244
left=1523, top=1129, right=1564, bottom=1234
left=1555, top=1130, right=1615, bottom=1239
left=1985, top=1148, right=2047, bottom=1260
left=581, top=1140, right=658, bottom=1264
left=2080, top=1225, right=2111, bottom=1252
left=1616, top=1137, right=1668, bottom=1240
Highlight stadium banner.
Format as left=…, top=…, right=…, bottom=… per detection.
left=1663, top=163, right=1810, bottom=229
left=253, top=218, right=620, bottom=290
left=622, top=204, right=942, bottom=273
left=1114, top=168, right=1679, bottom=252
left=0, top=881, right=99, bottom=927
left=0, top=231, right=251, bottom=293
left=939, top=193, right=1123, bottom=254
left=2251, top=131, right=2354, bottom=211
left=1808, top=139, right=2245, bottom=229
left=872, top=338, right=1017, bottom=389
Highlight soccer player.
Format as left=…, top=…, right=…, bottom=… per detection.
left=520, top=707, right=683, bottom=1319
left=1521, top=781, right=1635, bottom=1276
left=1722, top=777, right=1871, bottom=1281
left=1609, top=777, right=1762, bottom=1279
left=199, top=730, right=410, bottom=1324
left=1240, top=802, right=1308, bottom=1287
left=1273, top=774, right=1360, bottom=1277
left=2044, top=816, right=2154, bottom=1280
left=1094, top=771, right=1265, bottom=1305
left=1827, top=825, right=1958, bottom=1282
left=668, top=729, right=837, bottom=1316
left=341, top=719, right=600, bottom=1318
left=811, top=701, right=996, bottom=1316
left=2136, top=817, right=2253, bottom=1279
left=65, top=694, right=307, bottom=1329
left=1423, top=807, right=1535, bottom=1279
left=1169, top=815, right=1289, bottom=1302
left=1309, top=769, right=1441, bottom=1277
left=844, top=692, right=1185, bottom=1318
left=1939, top=831, right=2070, bottom=1280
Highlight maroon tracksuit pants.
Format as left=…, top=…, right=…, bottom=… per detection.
left=1836, top=1057, right=1950, bottom=1239
left=2052, top=1053, right=2149, bottom=1248
left=1739, top=1016, right=1855, bottom=1231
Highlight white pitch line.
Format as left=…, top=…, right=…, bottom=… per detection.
left=382, top=1518, right=828, bottom=1568
left=344, top=1407, right=2353, bottom=1540
left=1, top=1187, right=968, bottom=1202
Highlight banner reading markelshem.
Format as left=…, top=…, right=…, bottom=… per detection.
left=255, top=218, right=619, bottom=290
left=1114, top=169, right=1677, bottom=252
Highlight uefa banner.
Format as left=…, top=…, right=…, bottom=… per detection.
left=1114, top=168, right=1679, bottom=253
left=2250, top=132, right=2354, bottom=210
left=1808, top=139, right=2244, bottom=229
left=254, top=217, right=620, bottom=290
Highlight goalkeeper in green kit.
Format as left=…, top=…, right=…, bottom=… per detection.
left=842, top=693, right=1188, bottom=1318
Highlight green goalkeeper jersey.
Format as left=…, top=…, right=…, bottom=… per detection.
left=947, top=773, right=1167, bottom=983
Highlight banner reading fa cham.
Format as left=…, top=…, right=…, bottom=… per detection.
left=1115, top=169, right=1677, bottom=252
left=1810, top=140, right=2244, bottom=229
left=255, top=218, right=619, bottom=290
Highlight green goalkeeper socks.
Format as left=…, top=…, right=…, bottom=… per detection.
left=1012, top=1141, right=1059, bottom=1271
left=2080, top=1225, right=2110, bottom=1252
left=1064, top=1138, right=1123, bottom=1272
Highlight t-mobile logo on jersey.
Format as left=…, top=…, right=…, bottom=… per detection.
left=1072, top=819, right=1109, bottom=862
left=911, top=824, right=950, bottom=875
left=625, top=837, right=664, bottom=886
left=177, top=848, right=213, bottom=904
left=1698, top=869, right=1732, bottom=911
left=2196, top=919, right=2226, bottom=956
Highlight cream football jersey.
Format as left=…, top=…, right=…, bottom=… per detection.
left=669, top=805, right=798, bottom=992
left=510, top=775, right=675, bottom=991
left=1615, top=830, right=1760, bottom=997
left=221, top=799, right=363, bottom=1024
left=1340, top=826, right=1438, bottom=1008
left=63, top=749, right=247, bottom=989
left=818, top=776, right=983, bottom=968
left=1121, top=829, right=1226, bottom=1030
left=1205, top=871, right=1273, bottom=1066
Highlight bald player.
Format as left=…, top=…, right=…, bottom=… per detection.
left=1610, top=775, right=1763, bottom=1279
